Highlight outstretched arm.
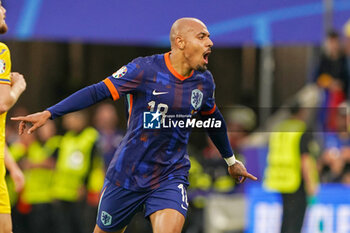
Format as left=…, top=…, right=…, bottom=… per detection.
left=201, top=108, right=257, bottom=183
left=12, top=81, right=111, bottom=134
left=12, top=61, right=143, bottom=135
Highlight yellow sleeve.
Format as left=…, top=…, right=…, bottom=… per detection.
left=0, top=43, right=11, bottom=85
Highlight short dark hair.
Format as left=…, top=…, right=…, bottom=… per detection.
left=289, top=101, right=301, bottom=115
left=327, top=29, right=339, bottom=39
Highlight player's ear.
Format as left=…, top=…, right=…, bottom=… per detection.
left=175, top=36, right=185, bottom=50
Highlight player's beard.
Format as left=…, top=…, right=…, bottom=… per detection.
left=0, top=23, right=8, bottom=34
left=195, top=64, right=207, bottom=72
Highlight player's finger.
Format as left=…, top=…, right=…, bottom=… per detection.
left=18, top=121, right=26, bottom=135
left=11, top=116, right=28, bottom=121
left=241, top=176, right=247, bottom=183
left=28, top=124, right=40, bottom=134
left=235, top=177, right=241, bottom=183
left=244, top=172, right=258, bottom=181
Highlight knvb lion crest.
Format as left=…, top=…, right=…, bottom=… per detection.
left=191, top=89, right=203, bottom=110
left=101, top=211, right=112, bottom=226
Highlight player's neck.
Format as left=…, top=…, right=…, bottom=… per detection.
left=169, top=51, right=193, bottom=77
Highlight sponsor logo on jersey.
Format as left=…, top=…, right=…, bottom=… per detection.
left=152, top=90, right=168, bottom=95
left=191, top=89, right=203, bottom=110
left=112, top=66, right=127, bottom=79
left=101, top=211, right=112, bottom=226
left=0, top=59, right=6, bottom=74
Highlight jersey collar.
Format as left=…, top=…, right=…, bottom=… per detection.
left=164, top=52, right=194, bottom=81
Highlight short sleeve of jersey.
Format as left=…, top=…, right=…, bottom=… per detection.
left=0, top=43, right=11, bottom=85
left=103, top=61, right=143, bottom=101
left=200, top=71, right=217, bottom=115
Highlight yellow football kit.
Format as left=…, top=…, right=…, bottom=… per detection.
left=0, top=42, right=12, bottom=214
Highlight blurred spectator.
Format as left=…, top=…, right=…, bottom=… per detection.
left=344, top=19, right=350, bottom=95
left=316, top=30, right=348, bottom=92
left=341, top=164, right=350, bottom=185
left=11, top=121, right=59, bottom=233
left=51, top=111, right=100, bottom=233
left=185, top=151, right=213, bottom=233
left=85, top=152, right=105, bottom=233
left=319, top=101, right=350, bottom=184
left=7, top=125, right=35, bottom=233
left=203, top=106, right=256, bottom=158
left=315, top=30, right=348, bottom=131
left=93, top=103, right=124, bottom=169
left=264, top=103, right=319, bottom=233
left=225, top=106, right=256, bottom=151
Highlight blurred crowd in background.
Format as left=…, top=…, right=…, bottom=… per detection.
left=3, top=12, right=350, bottom=233
left=5, top=104, right=124, bottom=233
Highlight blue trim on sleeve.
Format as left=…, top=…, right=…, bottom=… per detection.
left=0, top=78, right=10, bottom=82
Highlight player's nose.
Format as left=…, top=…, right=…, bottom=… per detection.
left=207, top=38, right=213, bottom=48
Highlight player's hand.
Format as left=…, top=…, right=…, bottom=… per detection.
left=10, top=72, right=26, bottom=93
left=228, top=160, right=258, bottom=183
left=11, top=110, right=51, bottom=135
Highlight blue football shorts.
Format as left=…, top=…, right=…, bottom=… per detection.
left=96, top=178, right=189, bottom=232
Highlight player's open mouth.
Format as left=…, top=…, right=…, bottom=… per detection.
left=203, top=51, right=211, bottom=64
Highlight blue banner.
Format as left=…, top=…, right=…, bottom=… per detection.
left=246, top=184, right=350, bottom=233
left=3, top=0, right=350, bottom=46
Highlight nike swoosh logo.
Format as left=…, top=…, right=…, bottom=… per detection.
left=153, top=90, right=168, bottom=95
left=0, top=49, right=6, bottom=55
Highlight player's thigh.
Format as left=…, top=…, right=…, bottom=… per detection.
left=94, top=224, right=126, bottom=233
left=150, top=208, right=185, bottom=233
left=0, top=213, right=12, bottom=233
left=145, top=182, right=188, bottom=233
